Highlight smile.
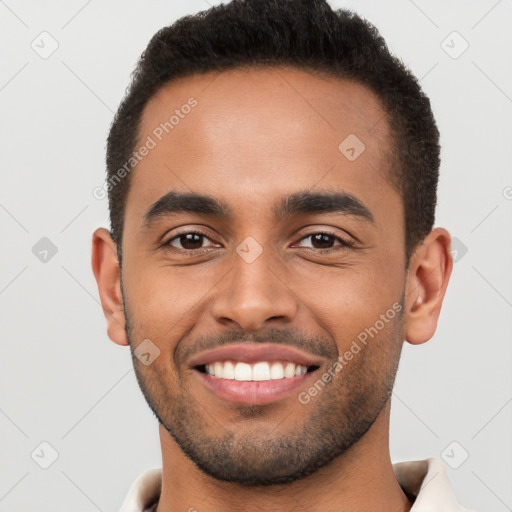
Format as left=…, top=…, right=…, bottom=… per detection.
left=203, top=360, right=310, bottom=380
left=189, top=343, right=324, bottom=405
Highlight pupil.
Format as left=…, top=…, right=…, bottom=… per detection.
left=181, top=233, right=203, bottom=249
left=312, top=233, right=333, bottom=249
left=179, top=234, right=335, bottom=250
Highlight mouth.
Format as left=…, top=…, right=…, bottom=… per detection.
left=189, top=343, right=324, bottom=405
left=195, top=360, right=320, bottom=380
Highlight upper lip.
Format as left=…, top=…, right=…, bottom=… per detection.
left=188, top=343, right=326, bottom=368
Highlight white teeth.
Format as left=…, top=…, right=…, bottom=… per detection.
left=204, top=361, right=309, bottom=381
left=295, top=365, right=307, bottom=376
left=270, top=362, right=284, bottom=379
left=284, top=362, right=296, bottom=378
left=234, top=362, right=252, bottom=381
left=252, top=362, right=270, bottom=381
left=223, top=360, right=235, bottom=379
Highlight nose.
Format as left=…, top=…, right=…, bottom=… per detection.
left=211, top=244, right=298, bottom=332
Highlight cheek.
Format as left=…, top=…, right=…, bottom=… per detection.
left=123, top=263, right=213, bottom=340
left=291, top=259, right=403, bottom=346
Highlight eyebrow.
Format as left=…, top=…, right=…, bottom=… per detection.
left=143, top=189, right=375, bottom=229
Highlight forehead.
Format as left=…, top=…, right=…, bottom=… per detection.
left=126, top=65, right=399, bottom=227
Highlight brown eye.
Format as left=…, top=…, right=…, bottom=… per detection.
left=164, top=231, right=217, bottom=251
left=296, top=232, right=354, bottom=251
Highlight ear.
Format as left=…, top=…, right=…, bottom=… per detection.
left=91, top=228, right=128, bottom=346
left=404, top=227, right=453, bottom=345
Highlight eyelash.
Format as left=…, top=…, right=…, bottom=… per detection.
left=161, top=229, right=355, bottom=255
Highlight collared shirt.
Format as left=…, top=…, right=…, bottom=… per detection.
left=118, top=457, right=476, bottom=512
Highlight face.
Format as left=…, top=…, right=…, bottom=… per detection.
left=120, top=66, right=408, bottom=485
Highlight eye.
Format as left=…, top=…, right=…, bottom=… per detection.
left=294, top=232, right=355, bottom=252
left=163, top=230, right=219, bottom=252
left=161, top=229, right=355, bottom=255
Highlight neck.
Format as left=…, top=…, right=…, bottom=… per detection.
left=155, top=400, right=412, bottom=512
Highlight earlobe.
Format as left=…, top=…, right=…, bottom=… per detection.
left=404, top=228, right=453, bottom=345
left=91, top=228, right=128, bottom=346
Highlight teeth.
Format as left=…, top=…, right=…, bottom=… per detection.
left=270, top=362, right=284, bottom=379
left=204, top=361, right=308, bottom=381
left=294, top=365, right=307, bottom=376
left=234, top=362, right=252, bottom=381
left=284, top=362, right=296, bottom=378
left=223, top=360, right=235, bottom=379
left=252, top=362, right=270, bottom=381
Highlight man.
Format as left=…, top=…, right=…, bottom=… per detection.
left=91, top=0, right=477, bottom=510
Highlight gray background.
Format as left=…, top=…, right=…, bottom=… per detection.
left=1, top=0, right=511, bottom=510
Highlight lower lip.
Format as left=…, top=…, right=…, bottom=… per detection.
left=194, top=370, right=314, bottom=405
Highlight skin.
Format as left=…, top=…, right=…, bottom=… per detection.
left=92, top=66, right=452, bottom=511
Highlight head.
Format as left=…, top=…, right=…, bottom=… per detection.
left=92, top=0, right=452, bottom=486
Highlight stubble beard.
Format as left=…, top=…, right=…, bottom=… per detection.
left=124, top=295, right=405, bottom=486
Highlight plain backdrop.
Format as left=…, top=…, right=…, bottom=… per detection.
left=1, top=1, right=511, bottom=511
